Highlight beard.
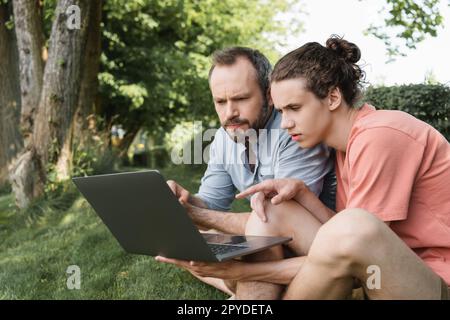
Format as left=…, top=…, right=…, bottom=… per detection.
left=222, top=100, right=271, bottom=143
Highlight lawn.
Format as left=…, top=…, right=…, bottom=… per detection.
left=0, top=165, right=250, bottom=299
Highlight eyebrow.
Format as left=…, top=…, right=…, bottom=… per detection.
left=214, top=92, right=251, bottom=101
left=277, top=103, right=302, bottom=110
left=230, top=93, right=251, bottom=100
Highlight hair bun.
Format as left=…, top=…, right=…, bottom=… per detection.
left=326, top=35, right=361, bottom=63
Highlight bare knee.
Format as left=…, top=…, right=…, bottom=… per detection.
left=245, top=200, right=299, bottom=237
left=308, top=208, right=385, bottom=272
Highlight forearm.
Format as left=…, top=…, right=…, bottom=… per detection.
left=238, top=256, right=306, bottom=285
left=191, top=208, right=250, bottom=235
left=188, top=194, right=209, bottom=209
left=295, top=188, right=335, bottom=224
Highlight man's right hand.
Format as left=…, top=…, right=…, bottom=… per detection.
left=166, top=180, right=191, bottom=204
left=167, top=180, right=209, bottom=230
left=237, top=179, right=307, bottom=222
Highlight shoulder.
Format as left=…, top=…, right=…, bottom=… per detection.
left=348, top=124, right=425, bottom=166
left=354, top=108, right=431, bottom=145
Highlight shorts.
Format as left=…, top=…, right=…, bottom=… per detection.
left=350, top=277, right=449, bottom=300
left=441, top=277, right=449, bottom=300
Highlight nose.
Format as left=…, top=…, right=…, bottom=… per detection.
left=225, top=101, right=239, bottom=120
left=280, top=114, right=295, bottom=130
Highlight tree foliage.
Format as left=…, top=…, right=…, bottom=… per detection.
left=364, top=0, right=447, bottom=61
left=98, top=0, right=300, bottom=138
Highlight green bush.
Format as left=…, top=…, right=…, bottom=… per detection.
left=363, top=84, right=450, bottom=140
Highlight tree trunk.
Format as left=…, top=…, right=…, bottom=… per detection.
left=10, top=0, right=92, bottom=208
left=11, top=0, right=44, bottom=147
left=117, top=126, right=141, bottom=160
left=73, top=0, right=102, bottom=145
left=0, top=2, right=22, bottom=189
left=58, top=0, right=102, bottom=179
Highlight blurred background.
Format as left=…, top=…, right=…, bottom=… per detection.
left=0, top=0, right=449, bottom=299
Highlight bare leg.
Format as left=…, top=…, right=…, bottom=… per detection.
left=284, top=209, right=443, bottom=300
left=236, top=243, right=285, bottom=299
left=236, top=200, right=323, bottom=299
left=190, top=274, right=235, bottom=296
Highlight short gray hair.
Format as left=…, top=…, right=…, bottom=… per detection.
left=208, top=47, right=272, bottom=97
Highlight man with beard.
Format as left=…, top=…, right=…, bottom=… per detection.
left=166, top=47, right=335, bottom=297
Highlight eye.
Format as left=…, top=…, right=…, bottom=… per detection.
left=287, top=104, right=302, bottom=111
left=276, top=108, right=283, bottom=114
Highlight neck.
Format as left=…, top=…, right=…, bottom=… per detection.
left=324, top=104, right=359, bottom=152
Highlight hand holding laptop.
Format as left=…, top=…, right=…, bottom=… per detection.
left=155, top=255, right=246, bottom=280
left=72, top=170, right=291, bottom=262
left=166, top=180, right=190, bottom=204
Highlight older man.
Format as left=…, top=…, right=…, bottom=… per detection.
left=165, top=47, right=335, bottom=297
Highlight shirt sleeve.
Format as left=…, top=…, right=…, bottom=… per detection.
left=345, top=127, right=424, bottom=221
left=196, top=133, right=236, bottom=211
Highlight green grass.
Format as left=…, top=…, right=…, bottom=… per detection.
left=0, top=165, right=250, bottom=299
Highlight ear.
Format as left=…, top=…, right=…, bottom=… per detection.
left=327, top=87, right=342, bottom=111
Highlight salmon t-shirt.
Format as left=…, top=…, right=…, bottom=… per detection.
left=335, top=104, right=450, bottom=285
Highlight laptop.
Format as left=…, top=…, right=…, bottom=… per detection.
left=72, top=170, right=291, bottom=262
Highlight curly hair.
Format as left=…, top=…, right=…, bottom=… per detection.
left=271, top=35, right=365, bottom=106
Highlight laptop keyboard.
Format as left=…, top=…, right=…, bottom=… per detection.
left=208, top=244, right=247, bottom=256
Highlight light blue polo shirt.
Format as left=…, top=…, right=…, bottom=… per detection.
left=197, top=109, right=335, bottom=211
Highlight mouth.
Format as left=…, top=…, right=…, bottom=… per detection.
left=226, top=124, right=246, bottom=130
left=290, top=133, right=302, bottom=141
